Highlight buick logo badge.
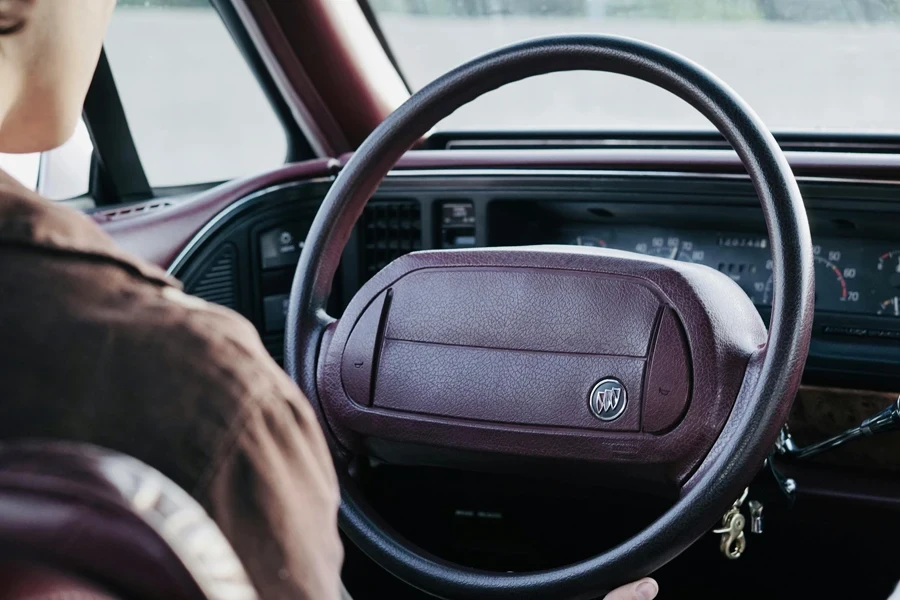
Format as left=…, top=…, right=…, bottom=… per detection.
left=589, top=378, right=627, bottom=421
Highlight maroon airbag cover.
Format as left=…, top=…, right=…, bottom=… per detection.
left=382, top=268, right=660, bottom=355
left=339, top=266, right=687, bottom=433
left=322, top=246, right=766, bottom=481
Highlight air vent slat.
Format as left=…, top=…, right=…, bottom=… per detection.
left=95, top=200, right=174, bottom=222
left=194, top=272, right=234, bottom=284
left=361, top=200, right=422, bottom=278
left=185, top=244, right=238, bottom=310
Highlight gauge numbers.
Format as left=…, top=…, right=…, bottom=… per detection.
left=764, top=247, right=859, bottom=309
left=634, top=236, right=705, bottom=263
left=565, top=229, right=900, bottom=317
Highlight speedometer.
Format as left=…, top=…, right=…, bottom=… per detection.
left=763, top=254, right=858, bottom=308
left=634, top=236, right=704, bottom=263
left=813, top=255, right=849, bottom=303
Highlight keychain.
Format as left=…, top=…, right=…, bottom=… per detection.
left=712, top=487, right=748, bottom=559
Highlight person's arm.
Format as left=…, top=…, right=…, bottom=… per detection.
left=202, top=386, right=344, bottom=600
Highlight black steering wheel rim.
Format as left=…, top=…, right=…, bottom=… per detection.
left=286, top=35, right=814, bottom=599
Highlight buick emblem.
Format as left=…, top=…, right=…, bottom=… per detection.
left=589, top=378, right=627, bottom=421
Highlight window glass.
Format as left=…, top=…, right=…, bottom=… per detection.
left=38, top=120, right=93, bottom=201
left=105, top=0, right=287, bottom=187
left=371, top=0, right=900, bottom=133
left=0, top=119, right=91, bottom=200
left=0, top=153, right=40, bottom=190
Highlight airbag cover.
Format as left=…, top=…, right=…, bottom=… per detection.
left=342, top=265, right=682, bottom=433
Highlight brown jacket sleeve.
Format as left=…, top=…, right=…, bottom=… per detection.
left=144, top=288, right=346, bottom=600
left=0, top=182, right=344, bottom=600
left=197, top=340, right=344, bottom=600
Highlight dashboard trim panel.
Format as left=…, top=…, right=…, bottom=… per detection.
left=101, top=148, right=900, bottom=273
left=154, top=164, right=900, bottom=509
left=382, top=148, right=900, bottom=179
left=166, top=178, right=334, bottom=276
left=164, top=166, right=900, bottom=280
left=385, top=167, right=900, bottom=188
left=160, top=166, right=900, bottom=395
left=98, top=157, right=340, bottom=269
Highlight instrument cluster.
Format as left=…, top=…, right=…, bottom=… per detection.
left=565, top=227, right=900, bottom=317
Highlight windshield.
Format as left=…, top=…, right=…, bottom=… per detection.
left=370, top=0, right=900, bottom=133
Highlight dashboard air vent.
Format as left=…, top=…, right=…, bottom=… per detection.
left=185, top=243, right=238, bottom=310
left=94, top=200, right=174, bottom=222
left=361, top=200, right=422, bottom=276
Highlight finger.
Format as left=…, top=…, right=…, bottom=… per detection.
left=603, top=577, right=659, bottom=600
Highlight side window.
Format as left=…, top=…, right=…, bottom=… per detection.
left=0, top=153, right=40, bottom=191
left=38, top=120, right=93, bottom=201
left=103, top=0, right=288, bottom=187
left=0, top=120, right=91, bottom=201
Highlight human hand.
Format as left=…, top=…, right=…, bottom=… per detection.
left=603, top=578, right=659, bottom=600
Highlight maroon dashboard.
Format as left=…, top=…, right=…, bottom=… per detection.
left=95, top=148, right=900, bottom=502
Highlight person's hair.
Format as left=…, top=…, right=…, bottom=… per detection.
left=0, top=0, right=30, bottom=35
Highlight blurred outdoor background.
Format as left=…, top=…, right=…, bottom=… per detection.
left=369, top=0, right=900, bottom=132
left=371, top=0, right=900, bottom=19
left=4, top=0, right=900, bottom=192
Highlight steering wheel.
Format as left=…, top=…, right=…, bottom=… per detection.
left=286, top=35, right=814, bottom=599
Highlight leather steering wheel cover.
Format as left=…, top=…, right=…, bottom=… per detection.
left=286, top=35, right=814, bottom=599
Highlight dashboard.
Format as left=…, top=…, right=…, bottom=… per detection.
left=151, top=157, right=900, bottom=595
left=169, top=168, right=900, bottom=392
left=561, top=226, right=900, bottom=318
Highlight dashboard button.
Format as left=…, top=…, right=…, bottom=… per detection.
left=259, top=224, right=306, bottom=269
left=643, top=309, right=691, bottom=434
